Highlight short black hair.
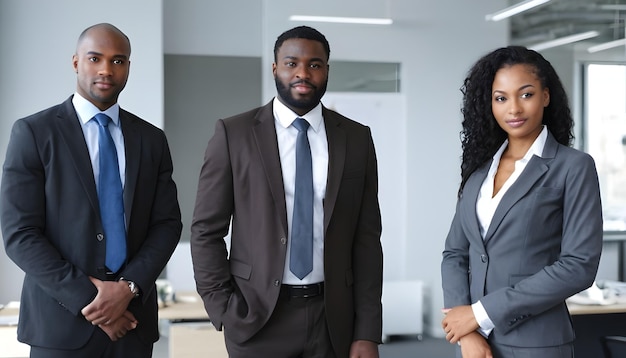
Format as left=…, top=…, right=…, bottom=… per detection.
left=273, top=26, right=330, bottom=62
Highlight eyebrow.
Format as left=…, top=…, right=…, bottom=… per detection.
left=86, top=51, right=128, bottom=60
left=282, top=55, right=325, bottom=62
left=493, top=84, right=535, bottom=94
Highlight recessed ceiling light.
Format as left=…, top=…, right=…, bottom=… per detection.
left=289, top=15, right=393, bottom=25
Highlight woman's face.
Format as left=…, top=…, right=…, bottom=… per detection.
left=491, top=64, right=550, bottom=142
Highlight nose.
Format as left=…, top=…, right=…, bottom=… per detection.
left=97, top=62, right=113, bottom=76
left=295, top=63, right=310, bottom=79
left=508, top=98, right=522, bottom=115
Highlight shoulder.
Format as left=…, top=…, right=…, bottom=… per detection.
left=120, top=108, right=166, bottom=136
left=222, top=106, right=266, bottom=126
left=554, top=144, right=596, bottom=166
left=323, top=106, right=368, bottom=129
left=17, top=102, right=67, bottom=126
left=322, top=106, right=372, bottom=140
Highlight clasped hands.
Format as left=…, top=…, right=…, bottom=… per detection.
left=81, top=276, right=138, bottom=341
left=441, top=305, right=493, bottom=358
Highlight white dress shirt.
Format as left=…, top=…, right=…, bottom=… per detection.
left=472, top=126, right=548, bottom=335
left=273, top=97, right=328, bottom=284
left=72, top=93, right=126, bottom=190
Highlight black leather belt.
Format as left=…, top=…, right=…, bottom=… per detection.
left=281, top=282, right=324, bottom=298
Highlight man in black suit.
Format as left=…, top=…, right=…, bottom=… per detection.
left=0, top=23, right=182, bottom=357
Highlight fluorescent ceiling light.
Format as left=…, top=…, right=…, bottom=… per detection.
left=599, top=4, right=626, bottom=11
left=289, top=15, right=393, bottom=25
left=529, top=31, right=600, bottom=51
left=485, top=0, right=551, bottom=21
left=587, top=38, right=626, bottom=53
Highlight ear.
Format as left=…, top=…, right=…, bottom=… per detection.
left=543, top=87, right=550, bottom=107
left=72, top=54, right=79, bottom=73
left=272, top=62, right=277, bottom=77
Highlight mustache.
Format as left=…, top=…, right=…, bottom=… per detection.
left=290, top=80, right=317, bottom=89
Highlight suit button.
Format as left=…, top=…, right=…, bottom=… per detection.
left=274, top=280, right=280, bottom=287
left=480, top=254, right=488, bottom=263
left=97, top=233, right=104, bottom=241
left=280, top=237, right=286, bottom=245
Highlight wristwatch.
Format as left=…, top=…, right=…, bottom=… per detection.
left=119, top=277, right=140, bottom=298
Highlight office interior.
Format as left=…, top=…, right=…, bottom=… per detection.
left=1, top=0, right=626, bottom=350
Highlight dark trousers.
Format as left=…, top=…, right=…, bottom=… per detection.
left=29, top=327, right=153, bottom=358
left=224, top=293, right=336, bottom=358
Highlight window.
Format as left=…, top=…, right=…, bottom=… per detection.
left=584, top=63, right=626, bottom=231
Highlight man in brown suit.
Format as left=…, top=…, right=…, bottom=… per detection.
left=190, top=26, right=383, bottom=358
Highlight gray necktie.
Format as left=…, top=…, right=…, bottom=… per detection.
left=290, top=117, right=313, bottom=279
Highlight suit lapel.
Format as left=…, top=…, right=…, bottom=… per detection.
left=483, top=134, right=557, bottom=243
left=461, top=162, right=490, bottom=244
left=322, top=108, right=346, bottom=232
left=120, top=109, right=140, bottom=226
left=253, top=103, right=289, bottom=236
left=56, top=98, right=100, bottom=215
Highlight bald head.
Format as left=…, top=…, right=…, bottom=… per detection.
left=77, top=23, right=131, bottom=55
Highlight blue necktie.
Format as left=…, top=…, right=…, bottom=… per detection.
left=290, top=118, right=313, bottom=279
left=94, top=113, right=126, bottom=273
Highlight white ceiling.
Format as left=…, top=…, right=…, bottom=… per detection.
left=508, top=0, right=626, bottom=50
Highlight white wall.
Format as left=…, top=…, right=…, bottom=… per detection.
left=0, top=0, right=510, bottom=338
left=163, top=0, right=507, bottom=336
left=0, top=0, right=164, bottom=303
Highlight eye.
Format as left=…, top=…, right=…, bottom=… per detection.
left=494, top=95, right=506, bottom=102
left=285, top=61, right=296, bottom=67
left=310, top=63, right=321, bottom=69
left=113, top=59, right=125, bottom=65
left=89, top=57, right=98, bottom=62
left=521, top=92, right=534, bottom=99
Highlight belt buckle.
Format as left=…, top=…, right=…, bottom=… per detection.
left=301, top=283, right=321, bottom=298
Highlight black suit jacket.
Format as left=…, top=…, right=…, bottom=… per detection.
left=190, top=101, right=383, bottom=357
left=1, top=96, right=182, bottom=349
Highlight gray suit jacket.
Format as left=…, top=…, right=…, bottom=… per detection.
left=441, top=132, right=603, bottom=347
left=190, top=101, right=383, bottom=357
left=1, top=96, right=182, bottom=349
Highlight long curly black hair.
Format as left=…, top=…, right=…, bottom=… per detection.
left=458, top=46, right=574, bottom=196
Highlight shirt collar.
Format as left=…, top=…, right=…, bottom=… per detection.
left=72, top=92, right=121, bottom=126
left=492, top=125, right=548, bottom=164
left=272, top=97, right=323, bottom=132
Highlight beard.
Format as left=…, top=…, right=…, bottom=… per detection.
left=275, top=77, right=328, bottom=113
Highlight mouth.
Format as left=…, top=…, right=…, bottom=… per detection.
left=291, top=81, right=315, bottom=95
left=506, top=118, right=526, bottom=128
left=94, top=81, right=114, bottom=90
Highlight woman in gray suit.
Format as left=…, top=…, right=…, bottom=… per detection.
left=441, top=46, right=603, bottom=358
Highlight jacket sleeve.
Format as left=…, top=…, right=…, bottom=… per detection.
left=190, top=119, right=234, bottom=330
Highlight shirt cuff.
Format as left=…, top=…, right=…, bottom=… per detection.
left=472, top=301, right=494, bottom=337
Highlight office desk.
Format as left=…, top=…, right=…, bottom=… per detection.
left=158, top=291, right=208, bottom=322
left=568, top=302, right=626, bottom=315
left=568, top=302, right=626, bottom=357
left=0, top=306, right=29, bottom=358
left=158, top=292, right=228, bottom=358
left=0, top=292, right=216, bottom=358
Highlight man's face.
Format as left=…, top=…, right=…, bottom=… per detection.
left=72, top=27, right=131, bottom=111
left=273, top=38, right=329, bottom=116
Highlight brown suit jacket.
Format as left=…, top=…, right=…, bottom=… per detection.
left=190, top=100, right=383, bottom=357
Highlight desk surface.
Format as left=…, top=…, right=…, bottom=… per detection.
left=568, top=302, right=626, bottom=315
left=170, top=323, right=227, bottom=358
left=158, top=291, right=209, bottom=321
left=0, top=306, right=29, bottom=358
